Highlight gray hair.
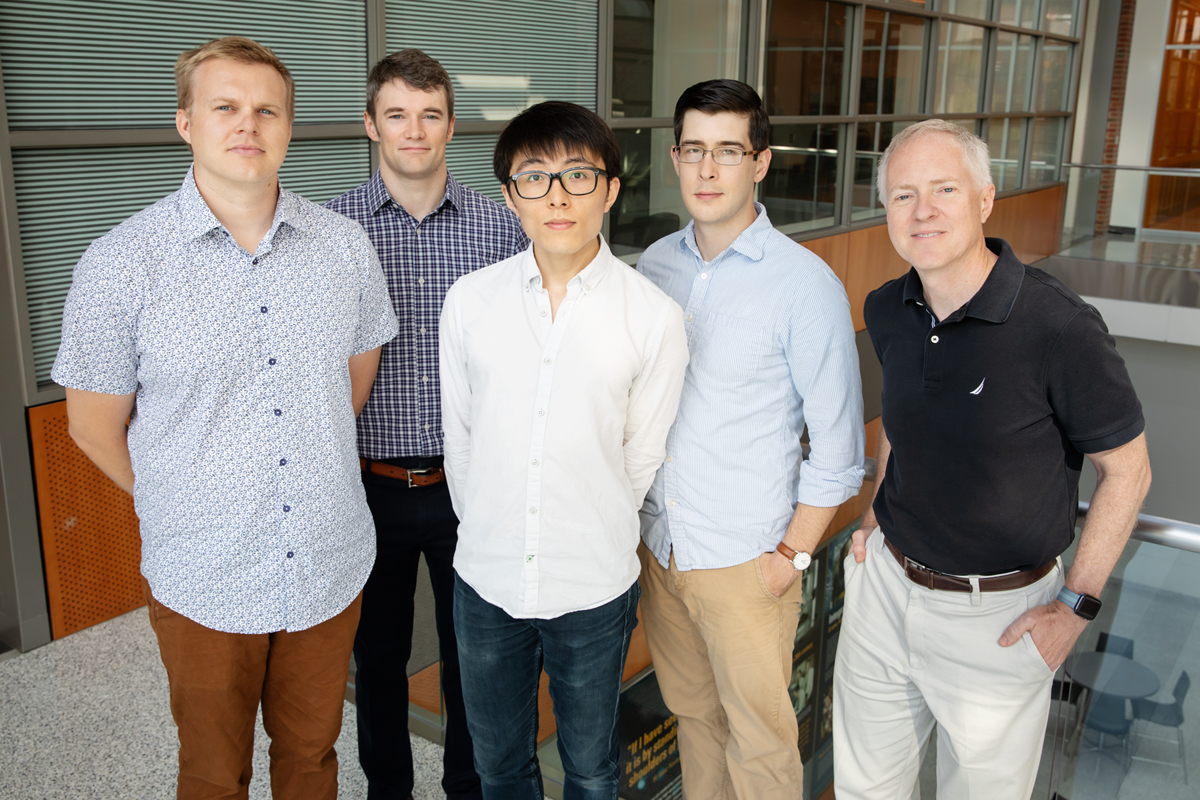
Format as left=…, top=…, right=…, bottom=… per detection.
left=876, top=119, right=993, bottom=204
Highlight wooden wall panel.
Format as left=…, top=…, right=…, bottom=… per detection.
left=28, top=401, right=143, bottom=638
left=982, top=185, right=1065, bottom=265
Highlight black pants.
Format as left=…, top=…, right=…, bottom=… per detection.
left=355, top=463, right=481, bottom=800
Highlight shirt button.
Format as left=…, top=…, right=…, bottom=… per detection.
left=537, top=409, right=544, bottom=416
left=540, top=310, right=548, bottom=317
left=261, top=306, right=268, bottom=313
left=669, top=500, right=677, bottom=506
left=268, top=358, right=276, bottom=365
left=274, top=409, right=282, bottom=416
left=419, top=326, right=426, bottom=334
left=544, top=357, right=552, bottom=365
left=280, top=458, right=287, bottom=466
left=931, top=335, right=940, bottom=344
left=666, top=456, right=673, bottom=463
left=585, top=284, right=592, bottom=291
left=700, top=273, right=708, bottom=279
left=252, top=258, right=259, bottom=265
left=423, top=424, right=431, bottom=430
left=686, top=315, right=694, bottom=321
left=287, top=551, right=294, bottom=558
left=422, top=375, right=429, bottom=382
left=526, top=555, right=535, bottom=562
left=529, top=507, right=538, bottom=515
left=531, top=459, right=539, bottom=467
left=418, top=277, right=426, bottom=285
left=283, top=505, right=291, bottom=512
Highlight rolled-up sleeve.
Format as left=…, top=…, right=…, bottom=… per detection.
left=784, top=269, right=866, bottom=507
left=350, top=231, right=399, bottom=355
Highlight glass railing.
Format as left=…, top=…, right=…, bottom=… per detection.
left=1061, top=164, right=1200, bottom=269
left=1038, top=505, right=1200, bottom=799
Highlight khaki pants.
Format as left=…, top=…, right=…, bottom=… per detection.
left=143, top=580, right=361, bottom=800
left=833, top=530, right=1062, bottom=800
left=637, top=543, right=804, bottom=800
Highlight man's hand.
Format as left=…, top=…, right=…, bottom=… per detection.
left=851, top=523, right=876, bottom=563
left=998, top=600, right=1088, bottom=671
left=759, top=551, right=799, bottom=599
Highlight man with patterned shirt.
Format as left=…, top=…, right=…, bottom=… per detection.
left=324, top=49, right=526, bottom=800
left=53, top=38, right=398, bottom=800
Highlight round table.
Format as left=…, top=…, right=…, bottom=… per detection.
left=1063, top=651, right=1160, bottom=698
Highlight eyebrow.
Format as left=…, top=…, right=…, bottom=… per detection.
left=679, top=138, right=751, bottom=148
left=210, top=96, right=283, bottom=109
left=893, top=177, right=958, bottom=192
left=381, top=106, right=444, bottom=115
left=514, top=152, right=596, bottom=171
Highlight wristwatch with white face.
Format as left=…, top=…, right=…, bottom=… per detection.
left=775, top=541, right=812, bottom=571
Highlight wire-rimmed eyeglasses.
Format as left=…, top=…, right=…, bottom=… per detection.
left=672, top=145, right=761, bottom=166
left=507, top=167, right=609, bottom=199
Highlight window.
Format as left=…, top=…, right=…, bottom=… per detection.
left=859, top=9, right=926, bottom=115
left=766, top=0, right=851, bottom=117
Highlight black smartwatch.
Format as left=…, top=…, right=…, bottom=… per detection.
left=1056, top=587, right=1102, bottom=620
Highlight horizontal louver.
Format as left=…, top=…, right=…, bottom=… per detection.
left=0, top=0, right=367, bottom=128
left=446, top=134, right=504, bottom=203
left=386, top=0, right=598, bottom=120
left=14, top=139, right=371, bottom=387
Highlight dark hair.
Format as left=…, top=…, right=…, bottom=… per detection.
left=673, top=79, right=769, bottom=152
left=367, top=49, right=454, bottom=120
left=492, top=101, right=621, bottom=185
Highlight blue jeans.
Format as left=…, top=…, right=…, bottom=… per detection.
left=453, top=575, right=640, bottom=800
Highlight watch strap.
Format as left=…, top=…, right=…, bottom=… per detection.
left=1056, top=586, right=1101, bottom=620
left=776, top=541, right=799, bottom=561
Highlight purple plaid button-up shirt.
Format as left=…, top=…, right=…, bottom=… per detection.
left=326, top=171, right=528, bottom=459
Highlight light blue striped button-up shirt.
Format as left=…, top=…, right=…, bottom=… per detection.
left=638, top=204, right=865, bottom=571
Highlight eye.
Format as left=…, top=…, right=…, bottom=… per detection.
left=522, top=173, right=544, bottom=183
left=565, top=170, right=587, bottom=181
left=895, top=194, right=912, bottom=202
left=682, top=146, right=704, bottom=156
left=716, top=148, right=740, bottom=157
left=217, top=105, right=233, bottom=111
left=259, top=108, right=274, bottom=116
left=940, top=186, right=955, bottom=194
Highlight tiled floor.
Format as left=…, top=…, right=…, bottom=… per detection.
left=0, top=607, right=448, bottom=799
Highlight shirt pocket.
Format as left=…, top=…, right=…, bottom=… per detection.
left=693, top=312, right=767, bottom=384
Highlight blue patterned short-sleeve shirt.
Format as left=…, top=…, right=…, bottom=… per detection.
left=51, top=167, right=400, bottom=634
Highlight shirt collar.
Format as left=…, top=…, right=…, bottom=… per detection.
left=523, top=235, right=616, bottom=293
left=366, top=168, right=464, bottom=217
left=176, top=165, right=307, bottom=243
left=902, top=237, right=1023, bottom=324
left=679, top=202, right=772, bottom=266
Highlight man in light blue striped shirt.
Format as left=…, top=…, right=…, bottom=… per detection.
left=637, top=80, right=865, bottom=799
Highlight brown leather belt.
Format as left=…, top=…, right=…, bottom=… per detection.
left=360, top=458, right=446, bottom=488
left=884, top=538, right=1054, bottom=593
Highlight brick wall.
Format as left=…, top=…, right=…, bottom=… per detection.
left=1095, top=0, right=1139, bottom=235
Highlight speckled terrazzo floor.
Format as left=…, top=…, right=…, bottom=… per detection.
left=0, top=607, right=448, bottom=799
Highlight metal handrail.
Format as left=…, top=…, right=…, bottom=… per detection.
left=1063, top=162, right=1200, bottom=177
left=859, top=457, right=1200, bottom=554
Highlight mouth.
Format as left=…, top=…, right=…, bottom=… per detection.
left=912, top=232, right=944, bottom=239
left=694, top=191, right=722, bottom=201
left=229, top=145, right=264, bottom=156
left=545, top=220, right=575, bottom=231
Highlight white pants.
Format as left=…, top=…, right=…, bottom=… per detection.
left=833, top=530, right=1063, bottom=800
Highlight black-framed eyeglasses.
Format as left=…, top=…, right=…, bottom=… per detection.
left=506, top=167, right=609, bottom=199
left=672, top=145, right=761, bottom=166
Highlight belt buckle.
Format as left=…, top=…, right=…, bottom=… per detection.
left=905, top=558, right=939, bottom=591
left=407, top=466, right=435, bottom=489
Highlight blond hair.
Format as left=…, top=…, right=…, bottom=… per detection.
left=175, top=36, right=295, bottom=120
left=877, top=119, right=993, bottom=203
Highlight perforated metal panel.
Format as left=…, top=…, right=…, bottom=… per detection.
left=28, top=401, right=143, bottom=638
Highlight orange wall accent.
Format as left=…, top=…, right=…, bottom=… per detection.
left=981, top=185, right=1065, bottom=266
left=27, top=401, right=143, bottom=638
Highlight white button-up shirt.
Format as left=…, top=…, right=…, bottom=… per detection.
left=440, top=238, right=688, bottom=619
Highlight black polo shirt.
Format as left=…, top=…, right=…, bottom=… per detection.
left=865, top=238, right=1144, bottom=575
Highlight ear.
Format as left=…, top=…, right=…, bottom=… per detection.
left=979, top=181, right=996, bottom=224
left=446, top=114, right=455, bottom=145
left=671, top=147, right=682, bottom=178
left=176, top=108, right=192, bottom=145
left=501, top=183, right=519, bottom=214
left=753, top=147, right=772, bottom=184
left=602, top=176, right=621, bottom=213
left=363, top=110, right=381, bottom=143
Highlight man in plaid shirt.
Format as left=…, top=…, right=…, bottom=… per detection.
left=326, top=49, right=527, bottom=800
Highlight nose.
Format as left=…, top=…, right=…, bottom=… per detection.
left=546, top=176, right=571, bottom=206
left=913, top=191, right=938, bottom=220
left=235, top=108, right=260, bottom=135
left=698, top=151, right=719, bottom=180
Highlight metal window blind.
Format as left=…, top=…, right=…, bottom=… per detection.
left=15, top=139, right=370, bottom=387
left=446, top=134, right=504, bottom=203
left=386, top=1, right=598, bottom=120
left=0, top=0, right=367, bottom=128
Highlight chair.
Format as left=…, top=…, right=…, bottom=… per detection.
left=1131, top=671, right=1190, bottom=784
left=1082, top=692, right=1134, bottom=773
left=1097, top=632, right=1135, bottom=659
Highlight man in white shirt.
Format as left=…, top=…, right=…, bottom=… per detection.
left=439, top=101, right=689, bottom=799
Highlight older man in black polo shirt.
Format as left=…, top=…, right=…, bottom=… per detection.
left=833, top=119, right=1152, bottom=800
